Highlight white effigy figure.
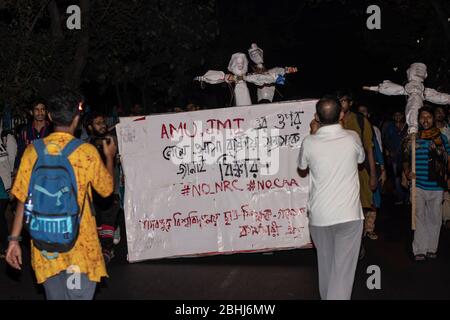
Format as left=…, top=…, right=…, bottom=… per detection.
left=364, top=62, right=450, bottom=230
left=364, top=63, right=450, bottom=133
left=195, top=53, right=278, bottom=106
left=248, top=43, right=297, bottom=103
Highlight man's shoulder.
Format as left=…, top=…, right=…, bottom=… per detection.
left=300, top=134, right=311, bottom=149
left=17, top=143, right=38, bottom=166
left=342, top=128, right=360, bottom=140
left=340, top=129, right=364, bottom=148
left=76, top=140, right=100, bottom=155
left=45, top=135, right=99, bottom=156
left=302, top=133, right=320, bottom=146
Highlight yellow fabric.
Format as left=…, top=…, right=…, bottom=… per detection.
left=342, top=112, right=373, bottom=150
left=358, top=168, right=373, bottom=209
left=342, top=112, right=373, bottom=209
left=12, top=132, right=113, bottom=284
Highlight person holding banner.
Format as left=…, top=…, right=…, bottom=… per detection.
left=298, top=96, right=364, bottom=300
left=402, top=106, right=450, bottom=262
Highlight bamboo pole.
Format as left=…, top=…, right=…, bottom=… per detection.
left=411, top=133, right=416, bottom=230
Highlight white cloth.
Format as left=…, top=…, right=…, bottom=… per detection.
left=0, top=132, right=16, bottom=191
left=5, top=133, right=17, bottom=172
left=0, top=143, right=12, bottom=190
left=298, top=124, right=365, bottom=227
left=373, top=126, right=383, bottom=153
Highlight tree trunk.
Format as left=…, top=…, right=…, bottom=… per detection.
left=47, top=0, right=63, bottom=39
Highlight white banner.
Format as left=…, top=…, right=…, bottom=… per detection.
left=117, top=99, right=316, bottom=262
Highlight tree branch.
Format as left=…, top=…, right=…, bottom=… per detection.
left=98, top=0, right=113, bottom=24
left=27, top=0, right=51, bottom=37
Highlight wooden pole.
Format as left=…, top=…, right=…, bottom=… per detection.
left=411, top=133, right=416, bottom=230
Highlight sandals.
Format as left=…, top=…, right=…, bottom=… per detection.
left=426, top=252, right=437, bottom=259
left=366, top=231, right=378, bottom=240
left=414, top=254, right=426, bottom=262
left=102, top=249, right=115, bottom=264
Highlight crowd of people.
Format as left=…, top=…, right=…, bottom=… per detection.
left=302, top=91, right=450, bottom=299
left=0, top=87, right=449, bottom=300
left=0, top=94, right=124, bottom=265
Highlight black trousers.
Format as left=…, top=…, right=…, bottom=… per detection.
left=94, top=195, right=120, bottom=251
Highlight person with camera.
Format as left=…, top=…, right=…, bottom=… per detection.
left=85, top=111, right=120, bottom=263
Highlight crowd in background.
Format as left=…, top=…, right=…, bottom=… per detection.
left=0, top=91, right=449, bottom=300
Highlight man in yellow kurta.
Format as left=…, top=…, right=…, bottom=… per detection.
left=337, top=91, right=378, bottom=243
left=6, top=89, right=117, bottom=300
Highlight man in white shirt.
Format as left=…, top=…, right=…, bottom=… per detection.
left=298, top=96, right=365, bottom=300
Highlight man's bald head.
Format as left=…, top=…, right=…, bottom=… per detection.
left=316, top=96, right=342, bottom=125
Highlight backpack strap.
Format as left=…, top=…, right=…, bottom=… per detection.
left=61, top=138, right=83, bottom=158
left=80, top=181, right=95, bottom=217
left=355, top=112, right=365, bottom=139
left=32, top=139, right=47, bottom=158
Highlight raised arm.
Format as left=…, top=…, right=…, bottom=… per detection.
left=363, top=80, right=406, bottom=96
left=194, top=70, right=226, bottom=84
left=424, top=88, right=450, bottom=105
left=245, top=73, right=277, bottom=86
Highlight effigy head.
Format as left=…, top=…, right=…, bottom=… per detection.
left=407, top=63, right=427, bottom=82
left=228, top=53, right=249, bottom=76
left=248, top=43, right=264, bottom=65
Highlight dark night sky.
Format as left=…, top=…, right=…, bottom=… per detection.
left=44, top=0, right=448, bottom=116
left=189, top=0, right=442, bottom=116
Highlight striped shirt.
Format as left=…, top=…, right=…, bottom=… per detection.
left=415, top=134, right=450, bottom=191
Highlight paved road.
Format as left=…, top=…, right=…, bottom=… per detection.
left=1, top=196, right=450, bottom=300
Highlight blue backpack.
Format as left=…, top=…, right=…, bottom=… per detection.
left=26, top=138, right=88, bottom=259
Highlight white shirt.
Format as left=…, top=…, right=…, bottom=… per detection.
left=0, top=143, right=12, bottom=191
left=373, top=125, right=383, bottom=153
left=5, top=133, right=17, bottom=172
left=298, top=124, right=365, bottom=227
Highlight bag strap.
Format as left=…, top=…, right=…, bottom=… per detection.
left=61, top=138, right=83, bottom=158
left=80, top=181, right=95, bottom=218
left=355, top=112, right=365, bottom=139
left=32, top=139, right=47, bottom=159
